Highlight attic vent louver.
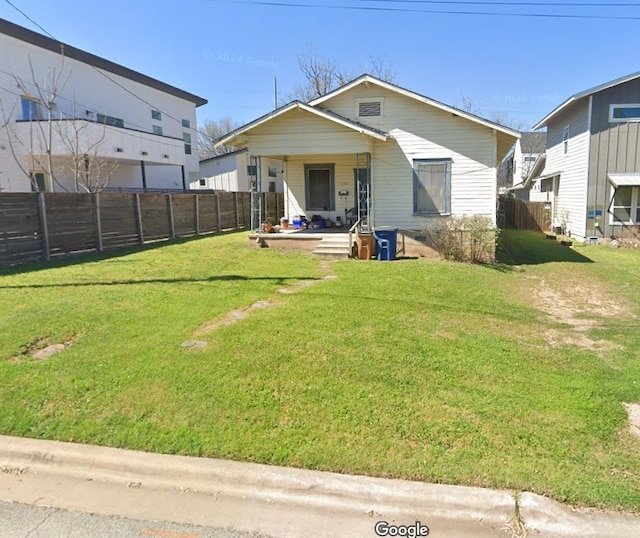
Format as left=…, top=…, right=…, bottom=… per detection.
left=358, top=101, right=381, bottom=117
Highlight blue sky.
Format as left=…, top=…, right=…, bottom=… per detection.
left=1, top=0, right=639, bottom=131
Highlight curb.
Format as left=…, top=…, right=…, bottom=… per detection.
left=518, top=492, right=640, bottom=537
left=1, top=435, right=640, bottom=537
left=0, top=435, right=514, bottom=535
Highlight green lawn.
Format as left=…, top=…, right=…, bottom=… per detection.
left=1, top=230, right=639, bottom=512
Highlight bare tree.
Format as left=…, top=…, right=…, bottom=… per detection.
left=458, top=94, right=484, bottom=115
left=1, top=48, right=117, bottom=192
left=199, top=116, right=241, bottom=158
left=456, top=93, right=525, bottom=131
left=487, top=110, right=525, bottom=132
left=283, top=46, right=396, bottom=104
left=54, top=101, right=118, bottom=192
left=0, top=52, right=68, bottom=191
left=295, top=45, right=337, bottom=101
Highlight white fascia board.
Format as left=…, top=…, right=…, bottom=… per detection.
left=310, top=75, right=520, bottom=140
left=214, top=102, right=387, bottom=149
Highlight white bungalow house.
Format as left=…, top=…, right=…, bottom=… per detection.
left=0, top=17, right=206, bottom=193
left=195, top=148, right=284, bottom=192
left=215, top=75, right=519, bottom=236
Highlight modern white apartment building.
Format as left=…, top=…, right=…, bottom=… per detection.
left=0, top=18, right=207, bottom=193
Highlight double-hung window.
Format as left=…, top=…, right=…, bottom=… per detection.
left=413, top=159, right=451, bottom=215
left=611, top=186, right=640, bottom=224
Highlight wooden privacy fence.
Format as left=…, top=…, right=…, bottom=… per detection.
left=502, top=196, right=550, bottom=231
left=0, top=191, right=284, bottom=266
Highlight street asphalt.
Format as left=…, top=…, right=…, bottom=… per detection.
left=1, top=434, right=639, bottom=537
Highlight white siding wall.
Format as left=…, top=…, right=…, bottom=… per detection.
left=544, top=102, right=590, bottom=239
left=199, top=153, right=241, bottom=191
left=319, top=86, right=498, bottom=229
left=248, top=109, right=373, bottom=155
left=284, top=154, right=359, bottom=224
left=0, top=30, right=200, bottom=192
left=197, top=152, right=284, bottom=192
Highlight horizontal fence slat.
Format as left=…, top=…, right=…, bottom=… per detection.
left=0, top=191, right=282, bottom=266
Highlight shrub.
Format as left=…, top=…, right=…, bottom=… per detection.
left=423, top=215, right=499, bottom=264
left=613, top=226, right=640, bottom=249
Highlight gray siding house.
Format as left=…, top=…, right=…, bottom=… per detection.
left=532, top=71, right=640, bottom=241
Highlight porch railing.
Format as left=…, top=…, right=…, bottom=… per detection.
left=348, top=218, right=363, bottom=258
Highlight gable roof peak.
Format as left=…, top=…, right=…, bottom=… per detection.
left=533, top=69, right=640, bottom=129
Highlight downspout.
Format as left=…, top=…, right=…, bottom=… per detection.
left=140, top=160, right=147, bottom=191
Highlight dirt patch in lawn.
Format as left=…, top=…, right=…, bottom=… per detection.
left=191, top=268, right=338, bottom=341
left=532, top=278, right=631, bottom=351
left=8, top=336, right=78, bottom=363
left=624, top=403, right=640, bottom=439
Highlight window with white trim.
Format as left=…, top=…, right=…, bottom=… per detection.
left=413, top=159, right=451, bottom=215
left=356, top=98, right=383, bottom=118
left=611, top=186, right=640, bottom=224
left=609, top=104, right=640, bottom=123
left=562, top=125, right=570, bottom=155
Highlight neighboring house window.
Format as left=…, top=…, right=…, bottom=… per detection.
left=21, top=96, right=41, bottom=120
left=182, top=119, right=190, bottom=128
left=152, top=125, right=163, bottom=135
left=268, top=166, right=278, bottom=178
left=29, top=171, right=47, bottom=192
left=523, top=156, right=537, bottom=162
left=151, top=110, right=162, bottom=121
left=562, top=125, right=570, bottom=155
left=609, top=104, right=640, bottom=123
left=611, top=186, right=640, bottom=224
left=97, top=114, right=125, bottom=128
left=183, top=132, right=192, bottom=155
left=268, top=181, right=276, bottom=192
left=540, top=179, right=553, bottom=193
left=199, top=179, right=206, bottom=187
left=247, top=165, right=257, bottom=176
left=413, top=159, right=451, bottom=215
left=356, top=98, right=383, bottom=118
left=305, top=164, right=335, bottom=211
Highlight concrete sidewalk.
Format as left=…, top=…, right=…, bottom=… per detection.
left=0, top=435, right=638, bottom=537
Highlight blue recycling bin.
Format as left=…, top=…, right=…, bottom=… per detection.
left=374, top=228, right=398, bottom=261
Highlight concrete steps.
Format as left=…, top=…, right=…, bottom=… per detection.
left=312, top=235, right=353, bottom=258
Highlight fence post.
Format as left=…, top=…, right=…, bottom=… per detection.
left=215, top=192, right=221, bottom=232
left=167, top=194, right=176, bottom=239
left=135, top=193, right=145, bottom=244
left=195, top=194, right=200, bottom=235
left=234, top=192, right=240, bottom=229
left=95, top=192, right=104, bottom=252
left=37, top=192, right=50, bottom=261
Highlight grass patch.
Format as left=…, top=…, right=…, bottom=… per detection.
left=1, top=230, right=640, bottom=512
